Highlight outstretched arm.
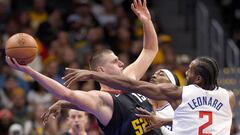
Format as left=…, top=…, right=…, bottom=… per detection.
left=63, top=69, right=181, bottom=101
left=92, top=72, right=173, bottom=100
left=123, top=0, right=158, bottom=80
left=6, top=57, right=113, bottom=126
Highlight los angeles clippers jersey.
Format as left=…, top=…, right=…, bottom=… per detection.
left=173, top=85, right=232, bottom=135
left=98, top=93, right=161, bottom=135
left=156, top=104, right=174, bottom=135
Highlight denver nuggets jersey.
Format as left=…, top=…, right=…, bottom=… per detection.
left=173, top=85, right=232, bottom=135
left=98, top=93, right=161, bottom=135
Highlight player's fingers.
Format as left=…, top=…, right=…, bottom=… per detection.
left=66, top=77, right=78, bottom=88
left=64, top=75, right=77, bottom=87
left=143, top=0, right=147, bottom=7
left=65, top=67, right=75, bottom=71
left=135, top=113, right=151, bottom=118
left=62, top=72, right=76, bottom=81
left=6, top=56, right=13, bottom=65
left=65, top=67, right=79, bottom=72
left=41, top=112, right=46, bottom=119
left=5, top=56, right=13, bottom=66
left=137, top=0, right=143, bottom=6
left=136, top=107, right=151, bottom=115
left=133, top=0, right=139, bottom=8
left=144, top=126, right=153, bottom=133
left=41, top=112, right=48, bottom=125
left=64, top=68, right=78, bottom=74
left=6, top=56, right=17, bottom=69
left=12, top=58, right=21, bottom=68
left=131, top=3, right=137, bottom=14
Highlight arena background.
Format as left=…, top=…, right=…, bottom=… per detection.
left=0, top=0, right=239, bottom=134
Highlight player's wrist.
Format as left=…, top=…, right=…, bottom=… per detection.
left=89, top=71, right=96, bottom=80
left=142, top=19, right=151, bottom=24
left=22, top=66, right=32, bottom=74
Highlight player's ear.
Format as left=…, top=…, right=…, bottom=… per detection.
left=96, top=66, right=104, bottom=72
left=195, top=75, right=202, bottom=84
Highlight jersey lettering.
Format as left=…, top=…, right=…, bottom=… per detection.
left=131, top=93, right=147, bottom=102
left=131, top=118, right=150, bottom=135
left=188, top=96, right=223, bottom=111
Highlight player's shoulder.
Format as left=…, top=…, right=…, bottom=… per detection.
left=87, top=90, right=113, bottom=102
left=217, top=87, right=234, bottom=95
left=227, top=90, right=235, bottom=101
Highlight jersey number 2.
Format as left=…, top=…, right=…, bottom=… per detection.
left=198, top=111, right=212, bottom=135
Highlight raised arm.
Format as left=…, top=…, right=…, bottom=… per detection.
left=123, top=0, right=158, bottom=80
left=6, top=57, right=113, bottom=126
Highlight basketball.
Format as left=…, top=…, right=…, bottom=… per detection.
left=5, top=33, right=38, bottom=65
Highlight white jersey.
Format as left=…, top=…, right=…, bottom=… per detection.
left=173, top=85, right=232, bottom=135
left=156, top=104, right=174, bottom=135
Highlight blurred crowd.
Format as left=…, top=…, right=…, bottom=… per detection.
left=0, top=0, right=217, bottom=134
left=215, top=0, right=240, bottom=48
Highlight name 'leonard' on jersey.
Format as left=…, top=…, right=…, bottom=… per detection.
left=172, top=85, right=232, bottom=135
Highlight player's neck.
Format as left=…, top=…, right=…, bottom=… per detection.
left=198, top=83, right=216, bottom=91
left=69, top=128, right=87, bottom=135
left=100, top=84, right=126, bottom=94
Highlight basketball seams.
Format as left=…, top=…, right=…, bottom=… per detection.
left=13, top=53, right=36, bottom=59
left=6, top=46, right=37, bottom=49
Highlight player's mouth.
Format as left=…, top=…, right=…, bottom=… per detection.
left=150, top=78, right=155, bottom=83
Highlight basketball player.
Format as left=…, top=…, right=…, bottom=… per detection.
left=63, top=109, right=88, bottom=135
left=44, top=69, right=180, bottom=135
left=63, top=57, right=235, bottom=135
left=5, top=0, right=161, bottom=134
left=142, top=69, right=180, bottom=135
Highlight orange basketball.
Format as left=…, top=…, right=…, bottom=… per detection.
left=5, top=33, right=38, bottom=65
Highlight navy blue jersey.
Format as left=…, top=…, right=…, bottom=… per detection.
left=98, top=93, right=161, bottom=135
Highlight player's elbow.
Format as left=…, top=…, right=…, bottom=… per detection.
left=61, top=89, right=74, bottom=101
left=144, top=48, right=158, bottom=59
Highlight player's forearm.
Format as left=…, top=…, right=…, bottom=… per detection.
left=57, top=100, right=80, bottom=110
left=92, top=72, right=141, bottom=92
left=142, top=19, right=158, bottom=53
left=25, top=68, right=71, bottom=100
left=92, top=72, right=157, bottom=95
left=92, top=72, right=163, bottom=100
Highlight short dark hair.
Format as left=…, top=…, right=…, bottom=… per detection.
left=89, top=49, right=113, bottom=70
left=195, top=57, right=219, bottom=88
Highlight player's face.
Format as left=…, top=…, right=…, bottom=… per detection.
left=150, top=69, right=172, bottom=84
left=185, top=60, right=197, bottom=85
left=101, top=52, right=124, bottom=75
left=68, top=110, right=88, bottom=130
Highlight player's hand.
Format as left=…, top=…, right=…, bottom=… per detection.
left=41, top=102, right=61, bottom=125
left=136, top=107, right=165, bottom=133
left=63, top=68, right=92, bottom=88
left=131, top=0, right=151, bottom=23
left=5, top=56, right=30, bottom=73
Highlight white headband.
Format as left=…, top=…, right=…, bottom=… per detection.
left=161, top=69, right=176, bottom=85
